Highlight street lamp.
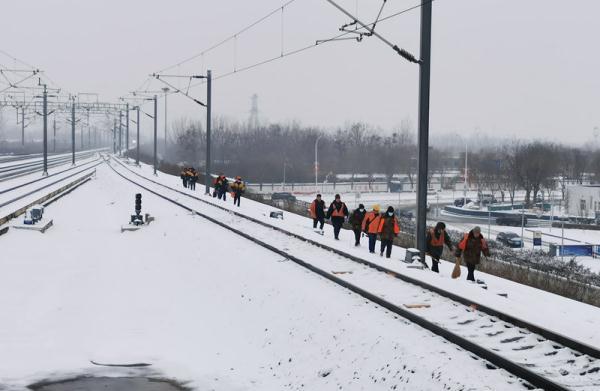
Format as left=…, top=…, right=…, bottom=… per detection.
left=315, top=135, right=323, bottom=194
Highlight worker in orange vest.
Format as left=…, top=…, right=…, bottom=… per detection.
left=326, top=194, right=348, bottom=240
left=362, top=204, right=381, bottom=253
left=426, top=222, right=454, bottom=273
left=455, top=226, right=490, bottom=281
left=377, top=206, right=400, bottom=258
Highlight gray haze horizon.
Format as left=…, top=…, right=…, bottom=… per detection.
left=1, top=0, right=599, bottom=146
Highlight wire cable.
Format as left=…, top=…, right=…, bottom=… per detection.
left=182, top=0, right=435, bottom=90
left=154, top=0, right=298, bottom=75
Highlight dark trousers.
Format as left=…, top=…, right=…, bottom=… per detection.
left=190, top=181, right=196, bottom=190
left=182, top=179, right=187, bottom=188
left=368, top=233, right=377, bottom=253
left=234, top=193, right=241, bottom=206
left=380, top=239, right=393, bottom=258
left=218, top=191, right=227, bottom=201
left=332, top=219, right=344, bottom=239
left=466, top=263, right=476, bottom=281
left=431, top=257, right=440, bottom=273
left=353, top=229, right=361, bottom=246
left=313, top=217, right=324, bottom=230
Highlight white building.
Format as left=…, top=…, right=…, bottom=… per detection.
left=566, top=185, right=600, bottom=218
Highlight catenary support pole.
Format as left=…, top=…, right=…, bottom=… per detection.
left=205, top=70, right=212, bottom=194
left=21, top=108, right=25, bottom=146
left=53, top=115, right=56, bottom=152
left=126, top=103, right=129, bottom=154
left=416, top=0, right=433, bottom=262
left=136, top=106, right=140, bottom=166
left=163, top=88, right=168, bottom=155
left=113, top=118, right=117, bottom=154
left=80, top=110, right=83, bottom=149
left=71, top=98, right=75, bottom=165
left=153, top=95, right=158, bottom=175
left=42, top=84, right=48, bottom=176
left=118, top=110, right=122, bottom=156
left=86, top=109, right=90, bottom=150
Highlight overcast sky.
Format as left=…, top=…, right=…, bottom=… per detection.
left=1, top=0, right=599, bottom=144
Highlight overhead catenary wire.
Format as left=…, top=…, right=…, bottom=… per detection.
left=128, top=0, right=434, bottom=105
left=154, top=0, right=299, bottom=75
left=179, top=0, right=435, bottom=90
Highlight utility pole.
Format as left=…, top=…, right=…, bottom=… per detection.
left=126, top=103, right=130, bottom=155
left=86, top=109, right=90, bottom=150
left=80, top=112, right=84, bottom=149
left=21, top=108, right=25, bottom=146
left=322, top=0, right=425, bottom=259
left=42, top=84, right=48, bottom=176
left=113, top=118, right=117, bottom=154
left=71, top=98, right=76, bottom=165
left=150, top=71, right=211, bottom=189
left=205, top=70, right=212, bottom=193
left=53, top=115, right=56, bottom=152
left=118, top=110, right=122, bottom=156
left=136, top=106, right=140, bottom=165
left=162, top=87, right=169, bottom=155
left=153, top=95, right=158, bottom=175
left=416, top=0, right=433, bottom=262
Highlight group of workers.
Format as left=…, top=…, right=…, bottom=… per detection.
left=179, top=169, right=247, bottom=207
left=213, top=174, right=246, bottom=207
left=309, top=194, right=490, bottom=281
left=180, top=167, right=199, bottom=190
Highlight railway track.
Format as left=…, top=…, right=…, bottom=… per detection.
left=0, top=164, right=100, bottom=228
left=0, top=157, right=102, bottom=197
left=108, top=156, right=600, bottom=391
left=0, top=150, right=101, bottom=182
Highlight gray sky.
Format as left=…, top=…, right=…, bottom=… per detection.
left=1, top=0, right=599, bottom=144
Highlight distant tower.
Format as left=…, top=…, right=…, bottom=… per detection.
left=249, top=94, right=259, bottom=130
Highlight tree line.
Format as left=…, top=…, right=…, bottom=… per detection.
left=168, top=117, right=599, bottom=205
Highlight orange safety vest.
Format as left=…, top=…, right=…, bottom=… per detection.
left=458, top=233, right=488, bottom=251
left=331, top=202, right=346, bottom=218
left=362, top=211, right=381, bottom=234
left=429, top=228, right=446, bottom=247
left=377, top=216, right=400, bottom=235
left=309, top=200, right=318, bottom=218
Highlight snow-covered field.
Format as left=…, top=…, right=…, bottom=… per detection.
left=0, top=163, right=530, bottom=390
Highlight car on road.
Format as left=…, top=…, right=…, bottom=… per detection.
left=271, top=192, right=297, bottom=202
left=496, top=214, right=527, bottom=226
left=496, top=232, right=523, bottom=248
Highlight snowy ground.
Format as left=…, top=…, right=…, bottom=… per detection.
left=115, top=157, right=600, bottom=350
left=0, top=163, right=529, bottom=390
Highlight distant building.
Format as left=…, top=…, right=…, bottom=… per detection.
left=566, top=185, right=600, bottom=217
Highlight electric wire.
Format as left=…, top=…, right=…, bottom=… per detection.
left=183, top=0, right=435, bottom=90
left=130, top=0, right=434, bottom=104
